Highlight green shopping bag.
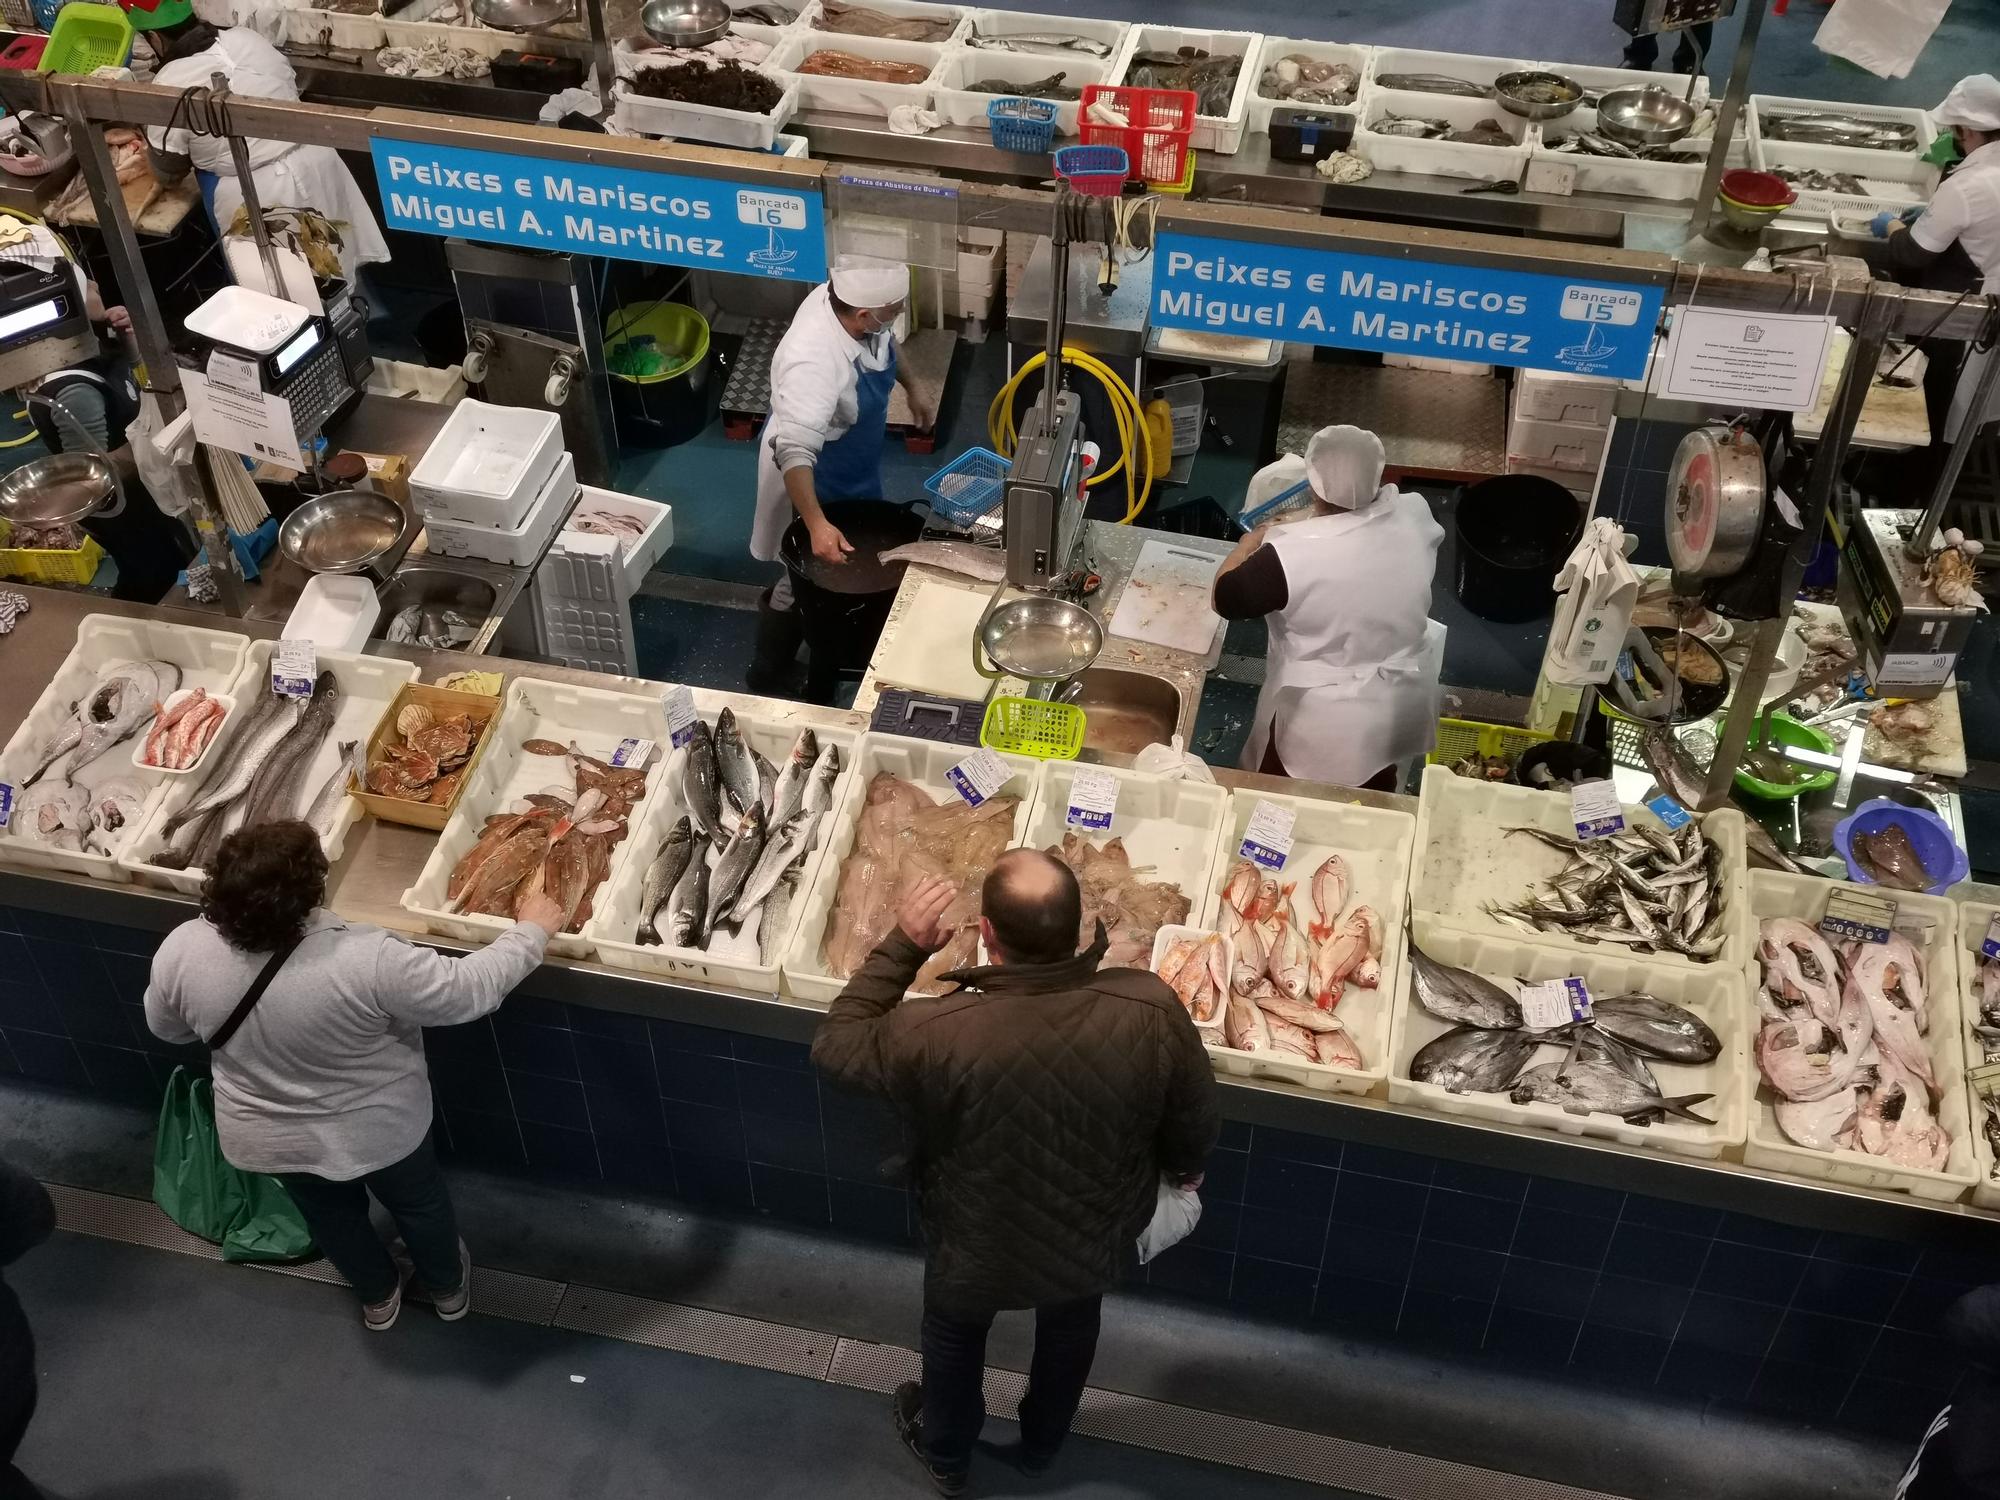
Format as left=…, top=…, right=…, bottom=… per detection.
left=153, top=1066, right=315, bottom=1264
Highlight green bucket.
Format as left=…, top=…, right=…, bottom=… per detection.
left=605, top=301, right=711, bottom=447
left=1734, top=712, right=1837, bottom=801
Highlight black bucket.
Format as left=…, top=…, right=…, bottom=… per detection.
left=1511, top=740, right=1612, bottom=789
left=1452, top=476, right=1582, bottom=624
left=780, top=499, right=925, bottom=704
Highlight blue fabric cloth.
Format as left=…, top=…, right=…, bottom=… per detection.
left=814, top=342, right=896, bottom=502
left=177, top=514, right=278, bottom=587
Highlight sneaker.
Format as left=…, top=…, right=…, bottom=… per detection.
left=1014, top=1444, right=1057, bottom=1477
left=892, top=1381, right=968, bottom=1498
left=362, top=1281, right=402, bottom=1332
left=431, top=1239, right=473, bottom=1322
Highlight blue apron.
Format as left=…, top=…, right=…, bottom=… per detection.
left=814, top=342, right=896, bottom=502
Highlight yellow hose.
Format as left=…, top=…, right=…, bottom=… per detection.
left=987, top=345, right=1155, bottom=524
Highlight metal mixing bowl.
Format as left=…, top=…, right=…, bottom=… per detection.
left=0, top=452, right=115, bottom=527
left=1493, top=70, right=1583, bottom=123
left=280, top=489, right=408, bottom=575
left=980, top=595, right=1104, bottom=681
left=640, top=0, right=730, bottom=46
left=473, top=0, right=574, bottom=28
left=1595, top=86, right=1697, bottom=148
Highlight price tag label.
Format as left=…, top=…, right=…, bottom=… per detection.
left=1821, top=887, right=1897, bottom=945
left=611, top=737, right=656, bottom=770
left=1518, top=976, right=1593, bottom=1030
left=0, top=782, right=13, bottom=830
left=946, top=748, right=1011, bottom=808
left=1982, top=913, right=2000, bottom=962
left=1571, top=779, right=1625, bottom=841
left=272, top=639, right=315, bottom=698
left=1238, top=799, right=1296, bottom=871
left=1646, top=794, right=1693, bottom=831
left=1065, top=768, right=1119, bottom=833
left=662, top=686, right=698, bottom=749
left=1967, top=1061, right=2000, bottom=1100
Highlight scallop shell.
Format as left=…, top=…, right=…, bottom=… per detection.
left=397, top=703, right=435, bottom=738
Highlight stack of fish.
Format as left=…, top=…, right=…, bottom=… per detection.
left=1125, top=47, right=1242, bottom=116
left=1257, top=54, right=1358, bottom=107
left=1973, top=948, right=1999, bottom=1180
left=1755, top=917, right=1951, bottom=1171
left=1200, top=854, right=1378, bottom=1069
left=1374, top=112, right=1513, bottom=146
left=795, top=48, right=931, bottom=82
left=444, top=737, right=650, bottom=933
left=1772, top=166, right=1869, bottom=197
left=1762, top=112, right=1918, bottom=152
left=1486, top=820, right=1730, bottom=962
left=154, top=672, right=354, bottom=871
left=968, top=72, right=1082, bottom=101
left=1408, top=942, right=1720, bottom=1124
left=631, top=713, right=840, bottom=967
left=1047, top=833, right=1190, bottom=968
left=139, top=690, right=228, bottom=771
left=814, top=1, right=954, bottom=41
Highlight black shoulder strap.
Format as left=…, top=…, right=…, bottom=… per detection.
left=208, top=933, right=305, bottom=1051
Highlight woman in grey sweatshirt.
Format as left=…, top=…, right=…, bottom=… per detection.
left=145, top=820, right=560, bottom=1332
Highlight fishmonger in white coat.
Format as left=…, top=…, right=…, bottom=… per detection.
left=1211, top=426, right=1446, bottom=790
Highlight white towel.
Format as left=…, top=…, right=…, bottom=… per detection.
left=1814, top=0, right=1952, bottom=81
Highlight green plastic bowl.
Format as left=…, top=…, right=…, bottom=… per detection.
left=1733, top=713, right=1836, bottom=800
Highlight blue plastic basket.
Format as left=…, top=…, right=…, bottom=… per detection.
left=923, top=446, right=1010, bottom=526
left=1052, top=144, right=1129, bottom=196
left=987, top=96, right=1057, bottom=154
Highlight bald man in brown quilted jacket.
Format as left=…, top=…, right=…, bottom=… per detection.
left=813, top=849, right=1219, bottom=1496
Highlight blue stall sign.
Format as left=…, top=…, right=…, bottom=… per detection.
left=370, top=136, right=827, bottom=281
left=1151, top=230, right=1663, bottom=379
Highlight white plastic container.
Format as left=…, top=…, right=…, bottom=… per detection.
left=960, top=8, right=1127, bottom=60
left=1356, top=89, right=1530, bottom=182
left=1532, top=100, right=1743, bottom=202
left=1956, top=899, right=2000, bottom=1210
left=118, top=643, right=418, bottom=897
left=1150, top=921, right=1232, bottom=1030
left=130, top=690, right=236, bottom=778
left=0, top=617, right=251, bottom=881
left=1512, top=367, right=1619, bottom=426
left=1408, top=764, right=1754, bottom=976
left=401, top=676, right=676, bottom=959
left=421, top=452, right=578, bottom=569
left=378, top=12, right=517, bottom=57
left=1368, top=46, right=1530, bottom=94
left=613, top=22, right=785, bottom=75
left=1744, top=871, right=1974, bottom=1202
left=367, top=358, right=467, bottom=405
left=1245, top=36, right=1368, bottom=133
left=285, top=6, right=386, bottom=50
left=801, top=0, right=967, bottom=45
left=930, top=48, right=1108, bottom=138
left=562, top=485, right=674, bottom=593
left=283, top=572, right=380, bottom=654
left=1388, top=926, right=1749, bottom=1160
left=409, top=399, right=566, bottom=530
left=1506, top=413, right=1612, bottom=474
left=1748, top=94, right=1935, bottom=173
left=613, top=75, right=802, bottom=151
left=1754, top=136, right=1938, bottom=216
left=1194, top=787, right=1418, bottom=1097
left=588, top=701, right=860, bottom=994
left=768, top=31, right=944, bottom=116
left=1113, top=25, right=1260, bottom=155
left=780, top=732, right=1040, bottom=1006
left=1536, top=60, right=1711, bottom=106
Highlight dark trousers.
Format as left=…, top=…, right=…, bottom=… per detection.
left=278, top=1132, right=461, bottom=1306
left=1623, top=22, right=1712, bottom=73
left=920, top=1295, right=1102, bottom=1472
left=0, top=1316, right=36, bottom=1500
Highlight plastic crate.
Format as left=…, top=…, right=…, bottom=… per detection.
left=1077, top=84, right=1194, bottom=184
left=0, top=522, right=103, bottom=585
left=1426, top=716, right=1553, bottom=768
left=923, top=445, right=1009, bottom=524
left=1052, top=144, right=1129, bottom=196
left=37, top=2, right=130, bottom=73
left=987, top=96, right=1056, bottom=154
left=981, top=696, right=1085, bottom=760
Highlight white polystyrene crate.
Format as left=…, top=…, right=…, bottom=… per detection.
left=780, top=731, right=1040, bottom=1007
left=378, top=16, right=516, bottom=56
left=0, top=617, right=251, bottom=882
left=801, top=0, right=967, bottom=45
left=1748, top=95, right=1934, bottom=174
left=285, top=6, right=386, bottom=49
left=1409, top=764, right=1753, bottom=976
left=1957, top=899, right=2000, bottom=1210
left=533, top=534, right=634, bottom=676
left=1112, top=25, right=1259, bottom=155
left=1194, top=787, right=1417, bottom=1097
left=409, top=399, right=565, bottom=530
left=1754, top=136, right=1938, bottom=215
left=960, top=8, right=1127, bottom=60
left=1356, top=89, right=1529, bottom=182
left=1387, top=926, right=1748, bottom=1159
left=1513, top=367, right=1618, bottom=426
left=613, top=75, right=802, bottom=151
left=612, top=23, right=784, bottom=76
left=1506, top=413, right=1611, bottom=474
left=588, top=701, right=859, bottom=994
left=400, top=676, right=675, bottom=958
left=930, top=48, right=1109, bottom=138
left=1745, top=871, right=1974, bottom=1202
left=1246, top=36, right=1368, bottom=133
left=767, top=31, right=944, bottom=115
left=1367, top=46, right=1530, bottom=93
left=562, top=485, right=673, bottom=594
left=420, top=452, right=578, bottom=569
left=1533, top=59, right=1711, bottom=106
left=117, top=643, right=417, bottom=897
left=1532, top=108, right=1744, bottom=202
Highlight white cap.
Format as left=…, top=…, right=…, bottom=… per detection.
left=1304, top=425, right=1387, bottom=511
left=828, top=254, right=909, bottom=309
left=1935, top=74, right=2000, bottom=133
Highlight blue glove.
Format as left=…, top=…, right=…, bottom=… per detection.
left=1901, top=204, right=1924, bottom=226
left=1870, top=209, right=1899, bottom=237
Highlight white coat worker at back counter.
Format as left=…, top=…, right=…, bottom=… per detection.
left=746, top=255, right=935, bottom=695
left=1210, top=426, right=1447, bottom=793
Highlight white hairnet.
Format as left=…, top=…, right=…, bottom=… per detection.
left=1936, top=75, right=2000, bottom=132
left=1304, top=425, right=1388, bottom=510
left=829, top=255, right=908, bottom=309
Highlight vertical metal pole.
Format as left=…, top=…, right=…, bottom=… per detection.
left=1906, top=331, right=2000, bottom=560
left=58, top=81, right=246, bottom=617
left=1042, top=191, right=1070, bottom=428
left=583, top=0, right=613, bottom=102
left=1689, top=0, right=1768, bottom=238
left=216, top=80, right=287, bottom=298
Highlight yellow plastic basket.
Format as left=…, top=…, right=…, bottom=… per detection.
left=0, top=520, right=104, bottom=586
left=1427, top=716, right=1554, bottom=769
left=1146, top=152, right=1197, bottom=195
left=980, top=696, right=1086, bottom=760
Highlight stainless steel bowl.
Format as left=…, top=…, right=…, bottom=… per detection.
left=280, top=489, right=408, bottom=575
left=980, top=595, right=1103, bottom=681
left=640, top=0, right=730, bottom=46
left=1596, top=86, right=1697, bottom=148
left=472, top=0, right=573, bottom=29
left=1493, top=70, right=1583, bottom=123
left=0, top=452, right=115, bottom=527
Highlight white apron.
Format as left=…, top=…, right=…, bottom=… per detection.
left=1241, top=492, right=1447, bottom=786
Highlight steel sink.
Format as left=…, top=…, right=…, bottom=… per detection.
left=1056, top=669, right=1186, bottom=756
left=375, top=566, right=503, bottom=654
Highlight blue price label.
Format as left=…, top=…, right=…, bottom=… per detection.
left=1646, top=794, right=1692, bottom=831
left=1820, top=888, right=1897, bottom=946
left=1240, top=838, right=1287, bottom=871
left=0, top=781, right=12, bottom=830
left=1982, top=914, right=2000, bottom=961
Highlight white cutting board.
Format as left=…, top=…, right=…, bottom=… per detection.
left=869, top=576, right=996, bottom=701
left=1107, top=539, right=1224, bottom=655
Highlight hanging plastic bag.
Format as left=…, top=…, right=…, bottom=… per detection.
left=127, top=391, right=193, bottom=518
left=1135, top=1174, right=1202, bottom=1265
left=153, top=1067, right=315, bottom=1264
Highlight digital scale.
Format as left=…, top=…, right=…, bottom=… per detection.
left=1613, top=0, right=1736, bottom=34
left=1832, top=507, right=1979, bottom=700
left=180, top=285, right=355, bottom=452
left=0, top=257, right=95, bottom=391
left=1003, top=390, right=1087, bottom=589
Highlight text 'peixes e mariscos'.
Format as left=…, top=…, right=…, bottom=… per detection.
left=381, top=154, right=725, bottom=255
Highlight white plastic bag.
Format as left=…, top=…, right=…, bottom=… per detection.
left=1545, top=517, right=1639, bottom=689
left=1134, top=1175, right=1202, bottom=1265
left=1814, top=0, right=1950, bottom=80
left=1132, top=735, right=1216, bottom=783
left=128, top=392, right=194, bottom=519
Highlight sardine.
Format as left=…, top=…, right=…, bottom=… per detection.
left=1510, top=1060, right=1715, bottom=1124
left=703, top=801, right=766, bottom=942
left=680, top=719, right=722, bottom=842
left=1590, top=992, right=1722, bottom=1063
left=303, top=740, right=358, bottom=841
left=964, top=28, right=1111, bottom=58
left=636, top=815, right=695, bottom=946
left=667, top=854, right=709, bottom=950
left=1377, top=71, right=1490, bottom=98
left=1410, top=1026, right=1538, bottom=1094
left=1409, top=941, right=1522, bottom=1028
left=715, top=707, right=759, bottom=819
left=759, top=869, right=798, bottom=967
left=160, top=689, right=303, bottom=840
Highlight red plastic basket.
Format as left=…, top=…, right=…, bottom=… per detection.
left=1077, top=84, right=1196, bottom=185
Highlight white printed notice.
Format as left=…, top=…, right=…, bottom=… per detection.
left=1065, top=769, right=1119, bottom=832
left=184, top=359, right=306, bottom=469
left=946, top=749, right=1010, bottom=808
left=1571, top=779, right=1625, bottom=841
left=1239, top=799, right=1296, bottom=871
left=1659, top=307, right=1838, bottom=413
left=272, top=639, right=316, bottom=698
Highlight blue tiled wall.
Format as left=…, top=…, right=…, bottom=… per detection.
left=0, top=901, right=1987, bottom=1446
